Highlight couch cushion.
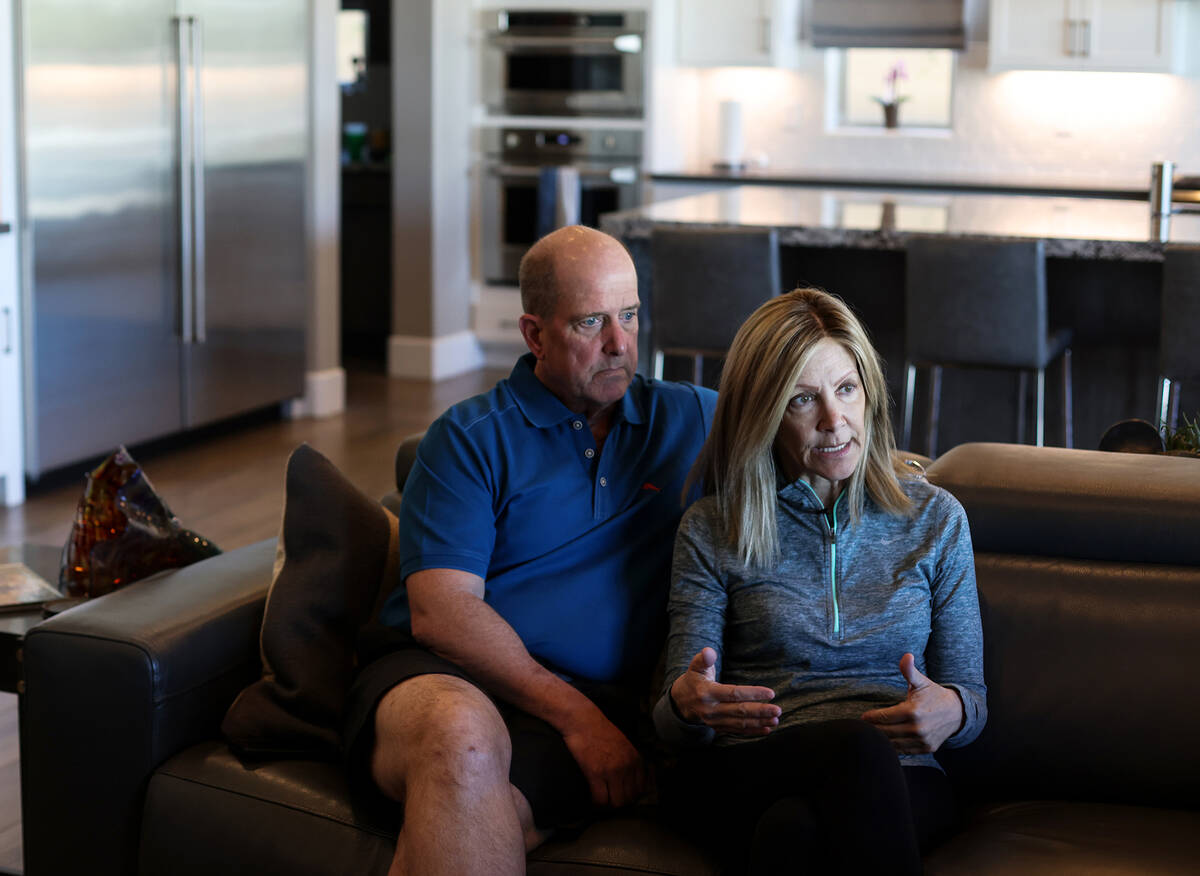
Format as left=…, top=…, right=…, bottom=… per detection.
left=528, top=815, right=720, bottom=876
left=939, top=553, right=1200, bottom=808
left=926, top=442, right=1200, bottom=564
left=221, top=443, right=399, bottom=759
left=141, top=742, right=720, bottom=876
left=139, top=741, right=398, bottom=876
left=925, top=800, right=1200, bottom=875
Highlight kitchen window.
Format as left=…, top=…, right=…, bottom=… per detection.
left=337, top=10, right=368, bottom=89
left=838, top=48, right=955, bottom=129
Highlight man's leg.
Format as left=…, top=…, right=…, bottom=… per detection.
left=370, top=674, right=542, bottom=876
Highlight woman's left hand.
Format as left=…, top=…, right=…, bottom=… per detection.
left=861, top=653, right=964, bottom=754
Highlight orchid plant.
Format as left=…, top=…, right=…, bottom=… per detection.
left=874, top=61, right=910, bottom=108
left=1163, top=412, right=1200, bottom=456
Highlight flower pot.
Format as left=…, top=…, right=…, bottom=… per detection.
left=883, top=103, right=899, bottom=129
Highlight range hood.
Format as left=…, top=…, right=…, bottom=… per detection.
left=809, top=0, right=966, bottom=49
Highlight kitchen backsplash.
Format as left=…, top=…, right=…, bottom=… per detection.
left=655, top=42, right=1200, bottom=190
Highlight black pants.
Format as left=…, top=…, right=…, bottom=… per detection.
left=662, top=719, right=956, bottom=876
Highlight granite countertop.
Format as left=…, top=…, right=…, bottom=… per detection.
left=602, top=185, right=1200, bottom=261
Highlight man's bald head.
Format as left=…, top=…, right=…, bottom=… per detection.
left=518, top=226, right=634, bottom=319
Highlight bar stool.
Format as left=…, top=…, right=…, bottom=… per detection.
left=651, top=227, right=781, bottom=384
left=1156, top=244, right=1200, bottom=432
left=902, top=236, right=1073, bottom=457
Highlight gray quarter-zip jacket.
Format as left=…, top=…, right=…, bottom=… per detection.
left=654, top=474, right=987, bottom=771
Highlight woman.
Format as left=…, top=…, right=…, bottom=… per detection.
left=655, top=288, right=986, bottom=875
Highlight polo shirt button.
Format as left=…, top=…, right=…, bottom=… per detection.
left=573, top=420, right=583, bottom=430
left=600, top=477, right=607, bottom=487
left=585, top=448, right=594, bottom=459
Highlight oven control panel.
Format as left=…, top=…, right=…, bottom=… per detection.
left=486, top=127, right=643, bottom=162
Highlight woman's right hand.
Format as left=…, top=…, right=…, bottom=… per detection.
left=670, top=647, right=782, bottom=736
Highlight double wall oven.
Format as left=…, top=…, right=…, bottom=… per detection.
left=476, top=8, right=646, bottom=355
left=482, top=9, right=645, bottom=118
left=481, top=127, right=642, bottom=286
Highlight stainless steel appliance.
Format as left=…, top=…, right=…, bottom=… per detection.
left=16, top=0, right=308, bottom=476
left=481, top=126, right=642, bottom=285
left=482, top=9, right=645, bottom=118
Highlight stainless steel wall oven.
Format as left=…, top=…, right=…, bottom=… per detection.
left=482, top=10, right=646, bottom=118
left=481, top=127, right=642, bottom=285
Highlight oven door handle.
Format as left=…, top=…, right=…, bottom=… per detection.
left=489, top=164, right=640, bottom=182
left=487, top=33, right=642, bottom=53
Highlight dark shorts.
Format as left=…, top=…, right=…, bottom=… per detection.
left=343, top=626, right=645, bottom=830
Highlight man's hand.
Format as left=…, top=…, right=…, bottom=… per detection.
left=861, top=653, right=964, bottom=754
left=560, top=706, right=646, bottom=808
left=669, top=647, right=781, bottom=736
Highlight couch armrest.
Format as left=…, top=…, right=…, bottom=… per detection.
left=926, top=442, right=1200, bottom=564
left=20, top=538, right=276, bottom=876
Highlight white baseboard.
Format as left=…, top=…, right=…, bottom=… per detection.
left=284, top=367, right=346, bottom=419
left=1, top=473, right=24, bottom=507
left=388, top=331, right=487, bottom=380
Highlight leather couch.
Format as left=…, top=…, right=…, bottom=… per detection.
left=19, top=442, right=1200, bottom=875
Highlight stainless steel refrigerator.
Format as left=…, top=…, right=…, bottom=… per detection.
left=16, top=0, right=308, bottom=476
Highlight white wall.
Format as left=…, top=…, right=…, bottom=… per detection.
left=386, top=0, right=489, bottom=380
left=652, top=7, right=1200, bottom=191
left=294, top=0, right=347, bottom=419
left=0, top=0, right=24, bottom=505
left=432, top=0, right=475, bottom=341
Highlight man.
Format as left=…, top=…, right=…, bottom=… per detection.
left=343, top=226, right=717, bottom=875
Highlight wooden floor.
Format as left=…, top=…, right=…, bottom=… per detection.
left=0, top=365, right=507, bottom=873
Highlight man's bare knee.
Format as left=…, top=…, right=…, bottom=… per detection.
left=371, top=674, right=511, bottom=802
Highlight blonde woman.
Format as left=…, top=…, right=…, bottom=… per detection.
left=654, top=288, right=986, bottom=875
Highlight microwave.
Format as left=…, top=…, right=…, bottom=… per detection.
left=481, top=10, right=646, bottom=118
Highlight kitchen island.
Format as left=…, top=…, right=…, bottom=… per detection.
left=602, top=185, right=1200, bottom=453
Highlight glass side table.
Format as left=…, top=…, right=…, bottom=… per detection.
left=0, top=545, right=64, bottom=696
left=0, top=544, right=64, bottom=876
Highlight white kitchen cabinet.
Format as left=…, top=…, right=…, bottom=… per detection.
left=989, top=0, right=1178, bottom=73
left=677, top=0, right=801, bottom=67
left=472, top=285, right=526, bottom=368
left=0, top=0, right=23, bottom=505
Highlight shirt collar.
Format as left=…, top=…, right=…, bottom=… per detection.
left=777, top=468, right=828, bottom=512
left=508, top=353, right=645, bottom=429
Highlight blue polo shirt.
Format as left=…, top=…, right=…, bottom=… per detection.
left=383, top=353, right=717, bottom=683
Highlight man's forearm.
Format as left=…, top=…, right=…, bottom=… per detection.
left=410, top=583, right=606, bottom=735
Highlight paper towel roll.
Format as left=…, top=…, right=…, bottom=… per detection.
left=555, top=166, right=581, bottom=228
left=717, top=100, right=745, bottom=168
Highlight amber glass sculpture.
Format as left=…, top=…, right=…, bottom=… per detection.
left=60, top=446, right=220, bottom=598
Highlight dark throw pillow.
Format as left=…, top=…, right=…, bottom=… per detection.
left=221, top=443, right=399, bottom=760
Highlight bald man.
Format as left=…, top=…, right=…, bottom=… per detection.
left=343, top=227, right=717, bottom=875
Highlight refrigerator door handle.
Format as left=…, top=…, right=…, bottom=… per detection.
left=175, top=15, right=195, bottom=344
left=190, top=17, right=207, bottom=343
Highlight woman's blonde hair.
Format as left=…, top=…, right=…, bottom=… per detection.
left=687, top=287, right=911, bottom=568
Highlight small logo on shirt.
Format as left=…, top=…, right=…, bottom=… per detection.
left=641, top=482, right=661, bottom=492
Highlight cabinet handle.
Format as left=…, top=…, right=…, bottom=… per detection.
left=760, top=16, right=771, bottom=54
left=1065, top=19, right=1077, bottom=56
left=190, top=17, right=207, bottom=344
left=175, top=15, right=195, bottom=344
left=2, top=306, right=11, bottom=355
left=1081, top=19, right=1091, bottom=58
